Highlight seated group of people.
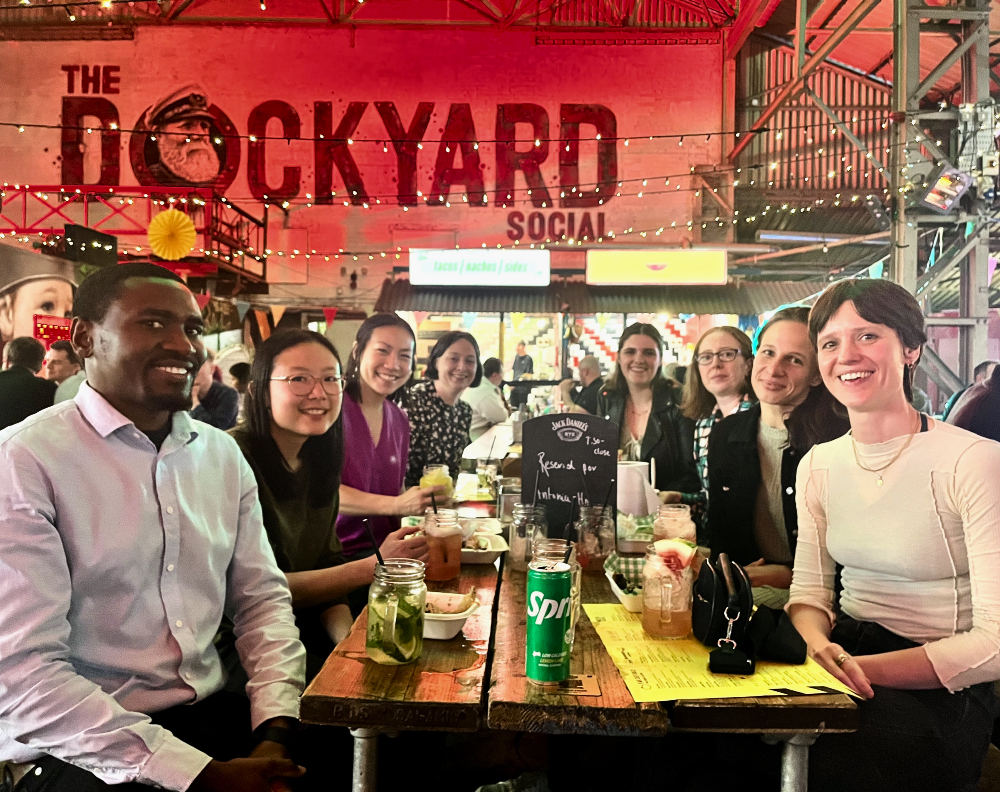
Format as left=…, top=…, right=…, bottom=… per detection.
left=597, top=283, right=1000, bottom=791
left=1, top=264, right=998, bottom=792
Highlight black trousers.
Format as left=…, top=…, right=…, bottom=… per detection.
left=14, top=691, right=252, bottom=791
left=809, top=615, right=1000, bottom=792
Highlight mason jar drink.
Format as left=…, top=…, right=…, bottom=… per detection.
left=532, top=539, right=581, bottom=650
left=366, top=559, right=426, bottom=665
left=508, top=503, right=547, bottom=572
left=572, top=505, right=616, bottom=573
left=423, top=509, right=462, bottom=582
left=526, top=559, right=573, bottom=684
left=420, top=464, right=454, bottom=501
left=652, top=503, right=696, bottom=543
left=641, top=544, right=693, bottom=639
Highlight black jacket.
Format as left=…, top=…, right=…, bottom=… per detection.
left=0, top=366, right=56, bottom=431
left=706, top=404, right=803, bottom=567
left=597, top=380, right=700, bottom=493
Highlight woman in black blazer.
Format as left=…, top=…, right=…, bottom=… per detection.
left=707, top=307, right=848, bottom=606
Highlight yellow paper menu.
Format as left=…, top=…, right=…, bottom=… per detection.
left=583, top=604, right=856, bottom=703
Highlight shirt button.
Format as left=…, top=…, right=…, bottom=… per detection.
left=175, top=620, right=183, bottom=628
left=785, top=487, right=794, bottom=495
left=166, top=506, right=174, bottom=514
left=184, top=672, right=193, bottom=680
left=167, top=564, right=175, bottom=572
left=133, top=432, right=141, bottom=440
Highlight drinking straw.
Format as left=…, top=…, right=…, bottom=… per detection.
left=562, top=544, right=573, bottom=565
left=430, top=490, right=439, bottom=514
left=487, top=435, right=497, bottom=467
left=363, top=519, right=385, bottom=567
left=578, top=468, right=591, bottom=504
left=601, top=478, right=616, bottom=511
left=532, top=468, right=540, bottom=508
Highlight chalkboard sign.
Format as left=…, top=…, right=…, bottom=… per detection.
left=521, top=413, right=619, bottom=537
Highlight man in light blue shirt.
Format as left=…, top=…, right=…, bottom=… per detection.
left=0, top=264, right=307, bottom=792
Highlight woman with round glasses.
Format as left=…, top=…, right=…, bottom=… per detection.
left=597, top=323, right=700, bottom=492
left=660, top=326, right=755, bottom=538
left=786, top=280, right=1000, bottom=791
left=229, top=330, right=427, bottom=678
left=706, top=307, right=848, bottom=607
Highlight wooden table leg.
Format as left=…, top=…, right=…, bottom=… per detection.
left=780, top=733, right=817, bottom=792
left=349, top=728, right=379, bottom=792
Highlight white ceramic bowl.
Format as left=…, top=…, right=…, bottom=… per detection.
left=460, top=533, right=510, bottom=565
left=423, top=592, right=480, bottom=640
left=605, top=571, right=643, bottom=613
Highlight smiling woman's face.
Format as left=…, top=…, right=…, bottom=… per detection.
left=0, top=278, right=75, bottom=343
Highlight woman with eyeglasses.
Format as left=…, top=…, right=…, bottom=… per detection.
left=229, top=330, right=426, bottom=678
left=659, top=326, right=756, bottom=540
left=706, top=307, right=849, bottom=608
left=786, top=280, right=1000, bottom=791
left=597, top=323, right=700, bottom=493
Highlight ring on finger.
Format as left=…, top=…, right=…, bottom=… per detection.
left=834, top=652, right=850, bottom=667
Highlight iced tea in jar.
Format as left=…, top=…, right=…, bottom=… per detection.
left=423, top=509, right=462, bottom=581
left=641, top=541, right=696, bottom=639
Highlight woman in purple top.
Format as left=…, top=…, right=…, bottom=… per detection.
left=337, top=315, right=441, bottom=565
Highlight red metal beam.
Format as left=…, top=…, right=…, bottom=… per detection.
left=725, top=0, right=777, bottom=58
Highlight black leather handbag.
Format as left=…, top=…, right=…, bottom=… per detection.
left=692, top=553, right=809, bottom=674
left=692, top=553, right=756, bottom=674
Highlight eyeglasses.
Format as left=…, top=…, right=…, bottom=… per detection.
left=694, top=348, right=742, bottom=365
left=271, top=375, right=345, bottom=396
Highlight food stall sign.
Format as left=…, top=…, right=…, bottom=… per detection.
left=33, top=314, right=72, bottom=350
left=409, top=249, right=550, bottom=287
left=586, top=249, right=728, bottom=285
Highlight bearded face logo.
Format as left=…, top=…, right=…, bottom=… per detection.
left=156, top=119, right=221, bottom=184
left=130, top=83, right=240, bottom=192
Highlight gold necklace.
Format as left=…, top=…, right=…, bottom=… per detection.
left=850, top=412, right=920, bottom=487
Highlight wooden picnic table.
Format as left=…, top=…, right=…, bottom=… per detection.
left=301, top=563, right=501, bottom=791
left=487, top=565, right=860, bottom=792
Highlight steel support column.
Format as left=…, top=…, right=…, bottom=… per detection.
left=890, top=0, right=992, bottom=385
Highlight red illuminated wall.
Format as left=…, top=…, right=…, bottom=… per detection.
left=0, top=27, right=726, bottom=295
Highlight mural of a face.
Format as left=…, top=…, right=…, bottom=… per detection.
left=156, top=118, right=221, bottom=185
left=0, top=278, right=75, bottom=345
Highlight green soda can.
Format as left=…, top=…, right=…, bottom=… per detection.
left=525, top=560, right=573, bottom=684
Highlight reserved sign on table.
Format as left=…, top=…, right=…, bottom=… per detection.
left=521, top=414, right=618, bottom=534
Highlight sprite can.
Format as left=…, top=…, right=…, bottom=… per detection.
left=526, top=560, right=573, bottom=684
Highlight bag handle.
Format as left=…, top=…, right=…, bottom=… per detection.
left=717, top=553, right=740, bottom=613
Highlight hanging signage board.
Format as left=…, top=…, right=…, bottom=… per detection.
left=33, top=315, right=72, bottom=349
left=586, top=249, right=728, bottom=285
left=521, top=413, right=618, bottom=537
left=409, top=248, right=550, bottom=287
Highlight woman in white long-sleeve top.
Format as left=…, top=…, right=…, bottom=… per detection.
left=788, top=278, right=1000, bottom=792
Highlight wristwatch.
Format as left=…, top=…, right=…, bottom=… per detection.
left=251, top=720, right=299, bottom=749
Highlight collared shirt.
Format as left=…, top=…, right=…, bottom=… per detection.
left=53, top=369, right=87, bottom=404
left=0, top=383, right=305, bottom=791
left=461, top=379, right=509, bottom=441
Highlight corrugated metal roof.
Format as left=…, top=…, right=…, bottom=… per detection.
left=374, top=278, right=821, bottom=314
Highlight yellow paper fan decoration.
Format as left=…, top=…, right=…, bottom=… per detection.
left=148, top=209, right=197, bottom=261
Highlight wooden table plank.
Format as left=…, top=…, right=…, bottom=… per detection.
left=487, top=565, right=859, bottom=736
left=301, top=564, right=500, bottom=732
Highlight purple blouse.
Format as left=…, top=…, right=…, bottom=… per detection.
left=335, top=392, right=410, bottom=556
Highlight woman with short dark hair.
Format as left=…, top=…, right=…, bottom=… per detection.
left=789, top=279, right=1000, bottom=791
left=596, top=323, right=700, bottom=493
left=404, top=330, right=481, bottom=488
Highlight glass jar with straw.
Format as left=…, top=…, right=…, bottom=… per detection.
left=509, top=503, right=547, bottom=572
left=533, top=538, right=581, bottom=650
